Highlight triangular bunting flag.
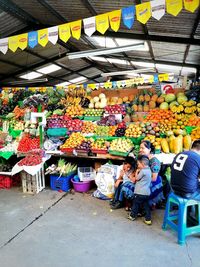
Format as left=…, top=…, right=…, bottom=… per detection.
left=38, top=28, right=48, bottom=47
left=28, top=31, right=38, bottom=48
left=59, top=23, right=71, bottom=43
left=136, top=2, right=152, bottom=24
left=8, top=35, right=19, bottom=52
left=108, top=10, right=121, bottom=32
left=122, top=6, right=135, bottom=29
left=0, top=38, right=8, bottom=54
left=151, top=0, right=165, bottom=20
left=70, top=20, right=82, bottom=40
left=48, top=26, right=58, bottom=45
left=184, top=0, right=199, bottom=13
left=96, top=13, right=109, bottom=34
left=18, top=33, right=28, bottom=50
left=166, top=0, right=183, bottom=16
left=83, top=17, right=96, bottom=37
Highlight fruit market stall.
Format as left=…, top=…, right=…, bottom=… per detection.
left=0, top=84, right=199, bottom=192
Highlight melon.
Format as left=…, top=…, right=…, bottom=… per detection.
left=99, top=93, right=106, bottom=99
left=159, top=102, right=169, bottom=110
left=165, top=93, right=176, bottom=103
left=177, top=95, right=188, bottom=104
left=93, top=96, right=99, bottom=103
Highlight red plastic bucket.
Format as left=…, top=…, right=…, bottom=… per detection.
left=71, top=178, right=91, bottom=193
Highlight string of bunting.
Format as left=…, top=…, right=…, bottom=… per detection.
left=0, top=0, right=199, bottom=54
left=0, top=73, right=170, bottom=92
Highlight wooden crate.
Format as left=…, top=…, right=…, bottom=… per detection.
left=20, top=166, right=45, bottom=194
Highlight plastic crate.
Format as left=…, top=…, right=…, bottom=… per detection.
left=78, top=167, right=96, bottom=181
left=0, top=175, right=12, bottom=189
left=20, top=166, right=45, bottom=194
left=109, top=150, right=129, bottom=157
left=50, top=171, right=76, bottom=192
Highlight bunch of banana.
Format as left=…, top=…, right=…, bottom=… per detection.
left=183, top=100, right=196, bottom=107
left=171, top=104, right=184, bottom=113
left=184, top=106, right=197, bottom=114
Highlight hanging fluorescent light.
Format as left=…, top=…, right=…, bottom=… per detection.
left=101, top=68, right=155, bottom=77
left=67, top=42, right=145, bottom=59
left=56, top=81, right=70, bottom=86
left=8, top=78, right=48, bottom=85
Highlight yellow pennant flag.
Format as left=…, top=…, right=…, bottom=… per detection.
left=136, top=2, right=151, bottom=24
left=184, top=0, right=199, bottom=13
left=109, top=10, right=121, bottom=32
left=159, top=73, right=169, bottom=82
left=18, top=33, right=28, bottom=50
left=166, top=0, right=183, bottom=16
left=8, top=35, right=19, bottom=52
left=70, top=20, right=82, bottom=40
left=38, top=28, right=48, bottom=47
left=59, top=23, right=71, bottom=43
left=104, top=82, right=112, bottom=89
left=96, top=13, right=109, bottom=34
left=87, top=84, right=96, bottom=90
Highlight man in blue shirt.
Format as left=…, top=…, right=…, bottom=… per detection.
left=171, top=139, right=200, bottom=200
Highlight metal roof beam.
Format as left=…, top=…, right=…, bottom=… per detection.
left=93, top=32, right=200, bottom=46
left=104, top=54, right=199, bottom=69
left=0, top=0, right=41, bottom=25
left=80, top=0, right=97, bottom=16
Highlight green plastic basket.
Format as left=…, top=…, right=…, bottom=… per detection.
left=47, top=128, right=68, bottom=137
left=129, top=136, right=144, bottom=145
left=109, top=150, right=129, bottom=157
left=84, top=116, right=101, bottom=121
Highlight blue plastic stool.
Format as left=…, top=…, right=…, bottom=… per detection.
left=162, top=192, right=200, bottom=245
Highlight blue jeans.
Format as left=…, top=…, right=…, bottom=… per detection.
left=131, top=194, right=151, bottom=221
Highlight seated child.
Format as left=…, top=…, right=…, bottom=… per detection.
left=128, top=155, right=152, bottom=225
left=110, top=156, right=136, bottom=209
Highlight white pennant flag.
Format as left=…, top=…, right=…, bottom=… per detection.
left=48, top=26, right=58, bottom=45
left=151, top=0, right=165, bottom=20
left=83, top=17, right=96, bottom=37
left=0, top=37, right=8, bottom=54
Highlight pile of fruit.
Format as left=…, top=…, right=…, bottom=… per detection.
left=115, top=121, right=126, bottom=137
left=105, top=105, right=126, bottom=115
left=60, top=132, right=85, bottom=149
left=66, top=119, right=83, bottom=132
left=191, top=127, right=200, bottom=141
left=66, top=105, right=84, bottom=117
left=76, top=140, right=93, bottom=152
left=84, top=108, right=104, bottom=117
left=109, top=138, right=133, bottom=153
left=17, top=134, right=40, bottom=153
left=91, top=139, right=107, bottom=151
left=95, top=126, right=110, bottom=136
left=81, top=121, right=97, bottom=134
left=97, top=115, right=117, bottom=126
left=160, top=134, right=192, bottom=154
left=143, top=136, right=162, bottom=151
left=18, top=154, right=43, bottom=166
left=89, top=93, right=107, bottom=109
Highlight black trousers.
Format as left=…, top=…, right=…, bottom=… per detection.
left=131, top=194, right=151, bottom=221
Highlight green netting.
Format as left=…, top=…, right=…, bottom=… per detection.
left=185, top=126, right=196, bottom=134
left=9, top=128, right=22, bottom=138
left=0, top=151, right=14, bottom=160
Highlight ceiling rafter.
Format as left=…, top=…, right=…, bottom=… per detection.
left=183, top=8, right=200, bottom=66
left=93, top=31, right=200, bottom=46
left=104, top=54, right=199, bottom=69
left=0, top=0, right=41, bottom=26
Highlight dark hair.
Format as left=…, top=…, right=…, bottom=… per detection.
left=124, top=156, right=137, bottom=171
left=141, top=140, right=155, bottom=154
left=137, top=155, right=150, bottom=166
left=191, top=139, right=200, bottom=151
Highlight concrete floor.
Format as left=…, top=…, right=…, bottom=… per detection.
left=0, top=188, right=199, bottom=267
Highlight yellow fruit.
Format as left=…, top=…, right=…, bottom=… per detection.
left=183, top=135, right=192, bottom=150
left=161, top=138, right=170, bottom=153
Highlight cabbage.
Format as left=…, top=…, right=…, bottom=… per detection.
left=99, top=93, right=106, bottom=99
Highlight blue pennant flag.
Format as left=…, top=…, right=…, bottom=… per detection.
left=28, top=31, right=38, bottom=48
left=122, top=6, right=135, bottom=29
left=154, top=74, right=159, bottom=83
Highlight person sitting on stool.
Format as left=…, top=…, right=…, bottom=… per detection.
left=170, top=139, right=200, bottom=201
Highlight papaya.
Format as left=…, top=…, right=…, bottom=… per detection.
left=183, top=135, right=192, bottom=150
left=169, top=135, right=175, bottom=153
left=161, top=138, right=170, bottom=153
